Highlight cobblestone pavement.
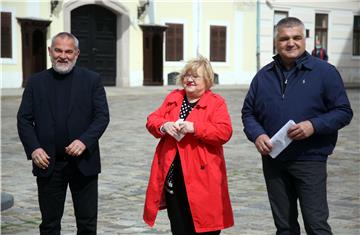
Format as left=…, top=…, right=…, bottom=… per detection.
left=1, top=86, right=359, bottom=235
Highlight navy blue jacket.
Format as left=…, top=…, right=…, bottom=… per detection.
left=17, top=66, right=110, bottom=176
left=241, top=52, right=353, bottom=161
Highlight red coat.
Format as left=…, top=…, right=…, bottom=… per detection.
left=143, top=89, right=234, bottom=233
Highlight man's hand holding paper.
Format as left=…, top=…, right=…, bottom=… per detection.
left=269, top=120, right=296, bottom=158
left=287, top=120, right=314, bottom=140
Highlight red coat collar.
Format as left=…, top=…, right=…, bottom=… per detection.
left=167, top=89, right=211, bottom=109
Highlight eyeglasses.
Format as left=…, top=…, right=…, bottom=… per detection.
left=183, top=74, right=202, bottom=80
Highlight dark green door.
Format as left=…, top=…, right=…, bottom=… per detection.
left=71, top=4, right=117, bottom=86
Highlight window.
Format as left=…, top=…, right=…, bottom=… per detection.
left=273, top=11, right=288, bottom=54
left=1, top=12, right=12, bottom=58
left=353, top=15, right=360, bottom=56
left=165, top=23, right=183, bottom=61
left=315, top=13, right=328, bottom=49
left=210, top=25, right=226, bottom=62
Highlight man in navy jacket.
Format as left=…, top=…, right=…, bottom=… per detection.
left=242, top=17, right=352, bottom=235
left=17, top=32, right=110, bottom=235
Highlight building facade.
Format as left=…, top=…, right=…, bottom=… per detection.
left=2, top=0, right=358, bottom=88
left=259, top=0, right=360, bottom=85
left=0, top=0, right=257, bottom=88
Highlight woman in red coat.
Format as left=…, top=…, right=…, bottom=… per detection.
left=143, top=56, right=234, bottom=234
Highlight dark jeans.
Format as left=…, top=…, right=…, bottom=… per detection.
left=37, top=160, right=98, bottom=235
left=165, top=157, right=221, bottom=235
left=262, top=157, right=332, bottom=235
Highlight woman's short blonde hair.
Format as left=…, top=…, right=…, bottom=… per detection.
left=177, top=56, right=215, bottom=90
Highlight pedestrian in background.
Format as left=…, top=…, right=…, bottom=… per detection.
left=311, top=38, right=329, bottom=61
left=17, top=32, right=110, bottom=235
left=143, top=56, right=234, bottom=235
left=242, top=17, right=352, bottom=234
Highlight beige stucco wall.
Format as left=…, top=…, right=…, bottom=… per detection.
left=152, top=1, right=257, bottom=85
left=1, top=0, right=257, bottom=88
left=0, top=0, right=142, bottom=88
left=1, top=1, right=51, bottom=88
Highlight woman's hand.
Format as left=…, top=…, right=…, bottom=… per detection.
left=179, top=121, right=194, bottom=134
left=162, top=121, right=181, bottom=138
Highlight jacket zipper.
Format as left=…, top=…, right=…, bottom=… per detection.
left=274, top=62, right=287, bottom=99
left=283, top=78, right=288, bottom=99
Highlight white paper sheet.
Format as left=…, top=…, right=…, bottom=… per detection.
left=269, top=120, right=296, bottom=158
left=173, top=119, right=185, bottom=142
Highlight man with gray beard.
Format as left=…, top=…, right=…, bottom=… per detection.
left=17, top=32, right=110, bottom=235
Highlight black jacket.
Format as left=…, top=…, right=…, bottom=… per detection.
left=17, top=66, right=110, bottom=177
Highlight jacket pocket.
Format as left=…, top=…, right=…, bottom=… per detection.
left=197, top=145, right=208, bottom=170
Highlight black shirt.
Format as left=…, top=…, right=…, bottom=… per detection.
left=50, top=68, right=73, bottom=160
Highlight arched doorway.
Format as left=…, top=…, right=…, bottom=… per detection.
left=71, top=4, right=117, bottom=86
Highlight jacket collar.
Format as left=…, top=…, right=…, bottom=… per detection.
left=269, top=51, right=313, bottom=71
left=167, top=88, right=211, bottom=108
left=195, top=90, right=211, bottom=108
left=167, top=89, right=185, bottom=107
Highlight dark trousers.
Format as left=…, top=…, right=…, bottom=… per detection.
left=262, top=157, right=332, bottom=235
left=165, top=157, right=220, bottom=235
left=37, top=161, right=98, bottom=235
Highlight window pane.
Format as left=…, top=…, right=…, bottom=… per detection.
left=165, top=23, right=183, bottom=61
left=1, top=12, right=12, bottom=58
left=315, top=13, right=328, bottom=49
left=315, top=14, right=328, bottom=28
left=353, top=15, right=360, bottom=56
left=210, top=26, right=226, bottom=62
